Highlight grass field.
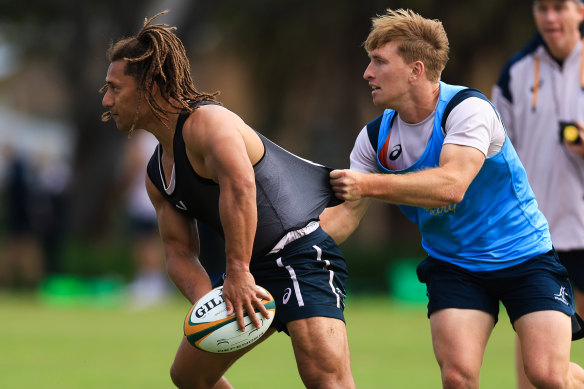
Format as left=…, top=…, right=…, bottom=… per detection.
left=1, top=292, right=584, bottom=388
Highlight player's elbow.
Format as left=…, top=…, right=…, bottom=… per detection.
left=440, top=183, right=467, bottom=205
left=448, top=189, right=466, bottom=204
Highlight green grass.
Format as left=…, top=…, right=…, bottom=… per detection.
left=1, top=293, right=583, bottom=388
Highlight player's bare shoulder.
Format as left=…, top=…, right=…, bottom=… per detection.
left=183, top=104, right=263, bottom=163
left=182, top=105, right=240, bottom=147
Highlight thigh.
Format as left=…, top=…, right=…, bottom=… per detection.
left=514, top=310, right=572, bottom=376
left=287, top=317, right=353, bottom=387
left=430, top=309, right=495, bottom=374
left=171, top=329, right=276, bottom=387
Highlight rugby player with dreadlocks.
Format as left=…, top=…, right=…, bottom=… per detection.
left=100, top=11, right=355, bottom=389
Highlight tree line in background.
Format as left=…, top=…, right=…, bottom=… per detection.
left=0, top=0, right=539, bottom=285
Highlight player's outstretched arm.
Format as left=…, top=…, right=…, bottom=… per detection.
left=183, top=105, right=270, bottom=331
left=146, top=176, right=212, bottom=303
left=320, top=198, right=370, bottom=244
left=331, top=144, right=485, bottom=209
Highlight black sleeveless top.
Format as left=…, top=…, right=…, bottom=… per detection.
left=146, top=102, right=342, bottom=259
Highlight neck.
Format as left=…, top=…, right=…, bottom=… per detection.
left=547, top=32, right=582, bottom=61
left=147, top=111, right=179, bottom=159
left=142, top=96, right=184, bottom=157
left=397, top=82, right=440, bottom=124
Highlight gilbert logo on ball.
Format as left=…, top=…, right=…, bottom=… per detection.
left=184, top=285, right=276, bottom=353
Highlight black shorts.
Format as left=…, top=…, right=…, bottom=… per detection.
left=216, top=227, right=348, bottom=334
left=558, top=250, right=584, bottom=292
left=253, top=227, right=348, bottom=333
left=416, top=249, right=575, bottom=325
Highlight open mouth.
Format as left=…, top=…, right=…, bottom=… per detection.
left=542, top=27, right=561, bottom=36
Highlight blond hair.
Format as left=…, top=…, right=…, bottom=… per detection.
left=364, top=9, right=449, bottom=83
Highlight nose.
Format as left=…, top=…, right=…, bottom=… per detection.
left=102, top=90, right=113, bottom=108
left=540, top=7, right=558, bottom=23
left=363, top=62, right=374, bottom=80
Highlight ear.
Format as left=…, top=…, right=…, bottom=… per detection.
left=409, top=61, right=425, bottom=82
left=578, top=2, right=584, bottom=23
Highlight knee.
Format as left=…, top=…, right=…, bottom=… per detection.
left=524, top=367, right=568, bottom=389
left=169, top=362, right=185, bottom=388
left=441, top=365, right=479, bottom=389
left=169, top=362, right=203, bottom=389
left=170, top=362, right=228, bottom=389
left=298, top=363, right=354, bottom=389
left=301, top=374, right=353, bottom=389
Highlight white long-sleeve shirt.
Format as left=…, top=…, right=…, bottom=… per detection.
left=492, top=34, right=584, bottom=251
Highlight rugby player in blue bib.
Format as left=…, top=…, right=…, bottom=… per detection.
left=321, top=8, right=584, bottom=388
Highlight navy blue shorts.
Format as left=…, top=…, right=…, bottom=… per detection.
left=558, top=250, right=584, bottom=292
left=416, top=249, right=575, bottom=325
left=217, top=227, right=348, bottom=334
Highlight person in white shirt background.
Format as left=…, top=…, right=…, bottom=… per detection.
left=492, top=0, right=584, bottom=387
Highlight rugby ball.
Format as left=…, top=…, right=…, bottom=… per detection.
left=184, top=285, right=276, bottom=353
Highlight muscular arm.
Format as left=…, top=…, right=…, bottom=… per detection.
left=146, top=176, right=212, bottom=304
left=195, top=118, right=257, bottom=277
left=320, top=199, right=370, bottom=244
left=331, top=143, right=485, bottom=208
left=183, top=105, right=269, bottom=329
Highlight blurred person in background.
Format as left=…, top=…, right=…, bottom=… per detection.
left=321, top=8, right=584, bottom=388
left=100, top=11, right=354, bottom=389
left=0, top=144, right=44, bottom=289
left=34, top=151, right=70, bottom=278
left=491, top=0, right=584, bottom=387
left=120, top=129, right=171, bottom=308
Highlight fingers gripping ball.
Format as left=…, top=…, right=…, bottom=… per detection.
left=184, top=286, right=276, bottom=353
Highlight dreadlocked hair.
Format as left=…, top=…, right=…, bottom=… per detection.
left=102, top=10, right=219, bottom=126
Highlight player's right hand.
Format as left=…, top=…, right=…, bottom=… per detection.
left=221, top=270, right=271, bottom=331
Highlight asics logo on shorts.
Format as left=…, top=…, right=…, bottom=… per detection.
left=554, top=286, right=569, bottom=306
left=283, top=288, right=292, bottom=304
